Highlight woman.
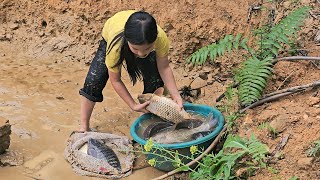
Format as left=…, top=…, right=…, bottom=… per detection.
left=79, top=10, right=183, bottom=131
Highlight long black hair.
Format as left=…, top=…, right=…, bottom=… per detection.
left=107, top=11, right=158, bottom=85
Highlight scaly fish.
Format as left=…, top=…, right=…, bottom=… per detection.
left=87, top=138, right=121, bottom=172
left=148, top=114, right=218, bottom=144
left=138, top=93, right=192, bottom=124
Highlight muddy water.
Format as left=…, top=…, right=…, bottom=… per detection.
left=0, top=45, right=165, bottom=179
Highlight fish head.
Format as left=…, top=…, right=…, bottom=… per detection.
left=87, top=138, right=105, bottom=153
left=137, top=93, right=154, bottom=103
left=203, top=113, right=218, bottom=130
left=88, top=138, right=103, bottom=146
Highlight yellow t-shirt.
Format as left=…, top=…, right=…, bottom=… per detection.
left=101, top=10, right=170, bottom=72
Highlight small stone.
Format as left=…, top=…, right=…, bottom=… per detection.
left=300, top=0, right=311, bottom=4
left=199, top=72, right=208, bottom=80
left=8, top=22, right=19, bottom=30
left=283, top=1, right=291, bottom=9
left=297, top=157, right=313, bottom=169
left=191, top=77, right=207, bottom=89
left=39, top=31, right=45, bottom=37
left=269, top=118, right=286, bottom=133
left=314, top=30, right=320, bottom=43
left=183, top=72, right=188, bottom=77
left=0, top=28, right=6, bottom=36
left=0, top=117, right=11, bottom=154
left=202, top=66, right=212, bottom=73
left=5, top=33, right=13, bottom=40
left=207, top=75, right=214, bottom=85
left=56, top=96, right=64, bottom=100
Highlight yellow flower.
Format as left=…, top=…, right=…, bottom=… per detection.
left=190, top=145, right=198, bottom=155
left=148, top=158, right=156, bottom=167
left=144, top=138, right=153, bottom=152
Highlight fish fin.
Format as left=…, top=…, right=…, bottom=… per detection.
left=181, top=110, right=192, bottom=119
left=208, top=117, right=218, bottom=130
left=175, top=119, right=203, bottom=129
left=169, top=123, right=178, bottom=131
left=191, top=131, right=211, bottom=140
left=201, top=112, right=214, bottom=124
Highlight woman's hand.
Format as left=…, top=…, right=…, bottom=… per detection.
left=131, top=101, right=150, bottom=113
left=172, top=95, right=184, bottom=111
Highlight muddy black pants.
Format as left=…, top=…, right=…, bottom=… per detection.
left=79, top=38, right=164, bottom=102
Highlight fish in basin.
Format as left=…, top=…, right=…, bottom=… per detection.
left=138, top=93, right=193, bottom=124
left=145, top=114, right=218, bottom=144
left=87, top=138, right=121, bottom=172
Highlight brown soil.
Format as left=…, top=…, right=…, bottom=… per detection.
left=0, top=0, right=319, bottom=179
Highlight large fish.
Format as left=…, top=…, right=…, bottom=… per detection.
left=147, top=114, right=218, bottom=144
left=138, top=93, right=192, bottom=124
left=87, top=138, right=121, bottom=172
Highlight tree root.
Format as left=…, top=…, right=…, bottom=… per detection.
left=239, top=80, right=320, bottom=113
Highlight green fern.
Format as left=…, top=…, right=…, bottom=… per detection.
left=237, top=6, right=310, bottom=106
left=257, top=6, right=310, bottom=59
left=190, top=134, right=268, bottom=180
left=236, top=56, right=273, bottom=106
left=306, top=140, right=320, bottom=157
left=186, top=34, right=252, bottom=65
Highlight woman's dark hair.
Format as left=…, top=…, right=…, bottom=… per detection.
left=107, top=11, right=158, bottom=85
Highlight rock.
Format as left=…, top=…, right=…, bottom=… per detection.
left=283, top=1, right=291, bottom=9
left=207, top=73, right=214, bottom=85
left=0, top=117, right=11, bottom=154
left=191, top=77, right=207, bottom=89
left=8, top=22, right=19, bottom=30
left=300, top=0, right=310, bottom=4
left=315, top=30, right=320, bottom=43
left=202, top=66, right=212, bottom=73
left=269, top=118, right=286, bottom=133
left=0, top=150, right=24, bottom=166
left=307, top=96, right=320, bottom=106
left=5, top=33, right=13, bottom=40
left=297, top=157, right=313, bottom=169
left=0, top=28, right=5, bottom=36
left=164, top=22, right=174, bottom=32
left=199, top=72, right=208, bottom=80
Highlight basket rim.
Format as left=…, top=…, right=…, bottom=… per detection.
left=130, top=103, right=225, bottom=149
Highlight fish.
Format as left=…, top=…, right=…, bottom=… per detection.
left=146, top=114, right=218, bottom=144
left=87, top=138, right=121, bottom=172
left=142, top=121, right=173, bottom=139
left=142, top=119, right=203, bottom=139
left=138, top=93, right=192, bottom=124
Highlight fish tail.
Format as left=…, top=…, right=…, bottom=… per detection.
left=194, top=113, right=218, bottom=132
left=104, top=147, right=122, bottom=171
left=208, top=117, right=218, bottom=129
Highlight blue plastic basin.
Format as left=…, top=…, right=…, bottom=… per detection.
left=130, top=103, right=225, bottom=171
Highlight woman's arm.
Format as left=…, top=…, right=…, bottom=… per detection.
left=108, top=70, right=150, bottom=113
left=156, top=55, right=183, bottom=109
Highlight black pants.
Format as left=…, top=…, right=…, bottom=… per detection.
left=79, top=38, right=164, bottom=102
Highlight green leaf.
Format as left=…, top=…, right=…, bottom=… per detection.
left=234, top=33, right=242, bottom=50
left=178, top=165, right=190, bottom=172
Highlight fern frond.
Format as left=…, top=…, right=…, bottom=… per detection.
left=237, top=56, right=273, bottom=106
left=186, top=33, right=252, bottom=66
left=258, top=6, right=310, bottom=59
left=247, top=134, right=268, bottom=163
